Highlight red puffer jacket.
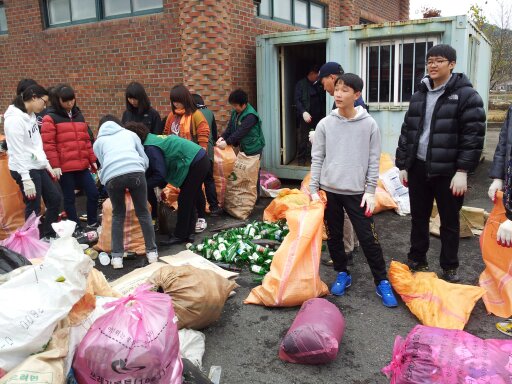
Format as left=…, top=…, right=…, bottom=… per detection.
left=41, top=107, right=96, bottom=173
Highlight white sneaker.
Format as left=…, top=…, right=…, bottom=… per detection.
left=111, top=257, right=123, bottom=269
left=195, top=218, right=207, bottom=233
left=147, top=251, right=158, bottom=264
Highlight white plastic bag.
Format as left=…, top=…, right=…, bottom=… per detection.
left=379, top=167, right=410, bottom=216
left=0, top=221, right=93, bottom=372
left=178, top=329, right=206, bottom=370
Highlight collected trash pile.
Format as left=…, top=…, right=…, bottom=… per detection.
left=187, top=220, right=289, bottom=276
left=0, top=220, right=234, bottom=383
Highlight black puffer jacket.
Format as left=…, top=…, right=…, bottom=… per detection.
left=395, top=73, right=486, bottom=176
left=489, top=106, right=512, bottom=180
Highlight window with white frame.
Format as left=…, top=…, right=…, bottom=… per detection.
left=258, top=0, right=325, bottom=29
left=43, top=0, right=163, bottom=27
left=361, top=38, right=437, bottom=106
left=0, top=2, right=8, bottom=34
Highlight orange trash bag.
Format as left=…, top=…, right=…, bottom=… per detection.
left=300, top=172, right=328, bottom=239
left=479, top=192, right=512, bottom=318
left=213, top=145, right=236, bottom=208
left=0, top=152, right=27, bottom=240
left=389, top=260, right=486, bottom=330
left=94, top=193, right=151, bottom=255
left=162, top=183, right=180, bottom=210
left=244, top=202, right=329, bottom=307
left=373, top=186, right=398, bottom=214
left=263, top=188, right=310, bottom=222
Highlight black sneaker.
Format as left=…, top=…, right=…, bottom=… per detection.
left=441, top=269, right=461, bottom=283
left=86, top=222, right=100, bottom=231
left=209, top=206, right=224, bottom=216
left=406, top=259, right=429, bottom=272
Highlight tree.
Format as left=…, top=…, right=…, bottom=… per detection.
left=469, top=1, right=512, bottom=89
left=421, top=7, right=442, bottom=18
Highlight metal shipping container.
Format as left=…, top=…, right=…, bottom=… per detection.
left=256, top=15, right=491, bottom=180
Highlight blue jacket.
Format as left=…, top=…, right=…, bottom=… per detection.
left=93, top=121, right=148, bottom=185
left=145, top=145, right=167, bottom=189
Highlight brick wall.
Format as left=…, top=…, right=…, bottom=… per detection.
left=0, top=0, right=408, bottom=132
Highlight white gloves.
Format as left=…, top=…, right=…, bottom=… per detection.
left=52, top=168, right=62, bottom=180
left=22, top=179, right=36, bottom=200
left=45, top=164, right=57, bottom=181
left=497, top=219, right=512, bottom=247
left=303, top=111, right=312, bottom=123
left=310, top=193, right=321, bottom=202
left=360, top=192, right=375, bottom=216
left=450, top=171, right=467, bottom=196
left=154, top=187, right=163, bottom=203
left=309, top=130, right=315, bottom=144
left=216, top=138, right=227, bottom=150
left=488, top=179, right=503, bottom=202
left=399, top=170, right=408, bottom=186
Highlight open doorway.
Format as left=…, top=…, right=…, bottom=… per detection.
left=278, top=42, right=326, bottom=166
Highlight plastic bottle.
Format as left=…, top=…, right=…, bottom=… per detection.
left=98, top=252, right=110, bottom=266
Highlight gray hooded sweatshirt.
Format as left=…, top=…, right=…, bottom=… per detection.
left=310, top=106, right=381, bottom=195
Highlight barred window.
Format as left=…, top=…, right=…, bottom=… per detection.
left=361, top=38, right=438, bottom=106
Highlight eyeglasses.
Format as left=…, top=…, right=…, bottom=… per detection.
left=426, top=59, right=450, bottom=67
left=39, top=98, right=47, bottom=107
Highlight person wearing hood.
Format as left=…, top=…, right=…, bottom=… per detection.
left=93, top=116, right=158, bottom=269
left=41, top=84, right=99, bottom=231
left=124, top=122, right=209, bottom=246
left=310, top=73, right=397, bottom=308
left=4, top=84, right=62, bottom=238
left=395, top=44, right=486, bottom=283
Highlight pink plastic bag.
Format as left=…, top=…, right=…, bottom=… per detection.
left=382, top=325, right=512, bottom=383
left=0, top=212, right=49, bottom=259
left=260, top=170, right=281, bottom=190
left=73, top=284, right=183, bottom=384
left=279, top=298, right=345, bottom=364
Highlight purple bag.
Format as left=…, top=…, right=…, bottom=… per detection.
left=382, top=325, right=512, bottom=383
left=73, top=284, right=183, bottom=384
left=260, top=170, right=281, bottom=190
left=279, top=298, right=345, bottom=364
left=0, top=212, right=49, bottom=260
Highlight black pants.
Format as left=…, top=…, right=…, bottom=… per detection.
left=324, top=191, right=387, bottom=284
left=148, top=186, right=158, bottom=219
left=59, top=169, right=99, bottom=226
left=296, top=117, right=321, bottom=164
left=10, top=169, right=62, bottom=238
left=176, top=155, right=209, bottom=239
left=204, top=159, right=219, bottom=210
left=407, top=160, right=463, bottom=270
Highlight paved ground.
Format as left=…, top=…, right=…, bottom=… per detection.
left=88, top=126, right=508, bottom=384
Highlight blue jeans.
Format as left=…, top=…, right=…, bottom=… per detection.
left=106, top=172, right=156, bottom=258
left=59, top=169, right=99, bottom=226
left=10, top=169, right=62, bottom=237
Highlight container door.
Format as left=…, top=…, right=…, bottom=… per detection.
left=279, top=46, right=297, bottom=165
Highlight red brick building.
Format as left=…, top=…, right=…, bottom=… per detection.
left=0, top=0, right=409, bottom=129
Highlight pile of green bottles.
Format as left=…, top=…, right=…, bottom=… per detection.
left=186, top=220, right=289, bottom=276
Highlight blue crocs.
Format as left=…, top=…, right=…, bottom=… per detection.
left=376, top=280, right=398, bottom=307
left=331, top=272, right=352, bottom=296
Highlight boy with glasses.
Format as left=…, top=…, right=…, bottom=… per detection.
left=395, top=44, right=486, bottom=282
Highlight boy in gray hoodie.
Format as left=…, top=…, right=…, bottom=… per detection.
left=310, top=73, right=397, bottom=307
